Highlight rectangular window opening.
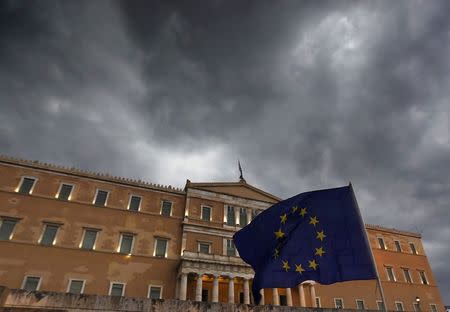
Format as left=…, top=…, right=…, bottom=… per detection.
left=419, top=271, right=428, bottom=285
left=154, top=238, right=168, bottom=258
left=128, top=195, right=141, bottom=211
left=410, top=242, right=418, bottom=254
left=198, top=242, right=211, bottom=254
left=161, top=200, right=172, bottom=217
left=18, top=177, right=36, bottom=195
left=386, top=267, right=396, bottom=282
left=335, top=298, right=344, bottom=309
left=148, top=286, right=162, bottom=299
left=22, top=276, right=41, bottom=291
left=402, top=268, right=412, bottom=283
left=40, top=224, right=59, bottom=246
left=81, top=229, right=98, bottom=250
left=201, top=206, right=211, bottom=221
left=57, top=184, right=73, bottom=201
left=94, top=190, right=108, bottom=206
left=356, top=299, right=366, bottom=310
left=377, top=301, right=386, bottom=311
left=68, top=280, right=85, bottom=294
left=226, top=206, right=235, bottom=226
left=394, top=240, right=402, bottom=252
left=109, top=282, right=125, bottom=296
left=395, top=302, right=404, bottom=311
left=239, top=208, right=248, bottom=227
left=226, top=239, right=236, bottom=256
left=0, top=218, right=19, bottom=241
left=378, top=237, right=386, bottom=250
left=119, top=233, right=134, bottom=254
left=430, top=304, right=437, bottom=312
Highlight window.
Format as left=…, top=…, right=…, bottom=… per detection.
left=22, top=276, right=41, bottom=291
left=356, top=299, right=366, bottom=310
left=315, top=297, right=321, bottom=308
left=0, top=218, right=18, bottom=241
left=17, top=177, right=36, bottom=195
left=378, top=237, right=386, bottom=250
left=394, top=240, right=402, bottom=252
left=57, top=183, right=73, bottom=201
left=279, top=294, right=287, bottom=306
left=40, top=224, right=59, bottom=246
left=161, top=200, right=172, bottom=216
left=413, top=303, right=421, bottom=312
left=226, top=206, right=235, bottom=226
left=128, top=195, right=141, bottom=211
left=198, top=242, right=211, bottom=254
left=430, top=304, right=438, bottom=312
left=80, top=229, right=98, bottom=250
left=418, top=270, right=428, bottom=285
left=201, top=206, right=211, bottom=221
left=335, top=298, right=344, bottom=309
left=67, top=279, right=85, bottom=294
left=396, top=301, right=405, bottom=311
left=148, top=286, right=162, bottom=299
left=386, top=266, right=396, bottom=281
left=239, top=292, right=244, bottom=304
left=118, top=233, right=134, bottom=254
left=410, top=242, right=418, bottom=254
left=154, top=238, right=168, bottom=258
left=377, top=301, right=386, bottom=311
left=402, top=268, right=412, bottom=283
left=201, top=289, right=208, bottom=302
left=109, top=282, right=125, bottom=296
left=226, top=239, right=236, bottom=256
left=239, top=208, right=248, bottom=227
left=94, top=190, right=108, bottom=206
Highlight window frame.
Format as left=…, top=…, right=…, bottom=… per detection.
left=79, top=228, right=100, bottom=250
left=153, top=237, right=168, bottom=258
left=356, top=299, right=366, bottom=310
left=21, top=275, right=42, bottom=291
left=377, top=301, right=385, bottom=311
left=117, top=233, right=135, bottom=255
left=56, top=183, right=74, bottom=201
left=147, top=285, right=163, bottom=299
left=226, top=238, right=236, bottom=256
left=16, top=176, right=37, bottom=195
left=200, top=205, right=212, bottom=221
left=127, top=195, right=142, bottom=212
left=430, top=304, right=438, bottom=312
left=386, top=266, right=396, bottom=282
left=413, top=302, right=421, bottom=312
left=395, top=301, right=405, bottom=311
left=93, top=189, right=109, bottom=207
left=394, top=240, right=402, bottom=252
left=239, top=207, right=248, bottom=227
left=108, top=281, right=126, bottom=296
left=225, top=205, right=236, bottom=226
left=39, top=223, right=61, bottom=246
left=160, top=200, right=173, bottom=217
left=402, top=268, right=413, bottom=283
left=0, top=217, right=20, bottom=241
left=418, top=270, right=429, bottom=285
left=66, top=279, right=86, bottom=294
left=315, top=297, right=321, bottom=308
left=334, top=298, right=344, bottom=309
left=377, top=236, right=386, bottom=250
left=409, top=242, right=418, bottom=255
left=198, top=241, right=211, bottom=254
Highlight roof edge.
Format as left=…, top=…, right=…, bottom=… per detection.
left=365, top=223, right=421, bottom=238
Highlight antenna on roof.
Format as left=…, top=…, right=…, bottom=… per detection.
left=238, top=160, right=246, bottom=183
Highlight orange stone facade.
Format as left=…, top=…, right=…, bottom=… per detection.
left=0, top=156, right=444, bottom=311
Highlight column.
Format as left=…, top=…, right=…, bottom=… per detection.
left=228, top=276, right=235, bottom=303
left=259, top=289, right=265, bottom=305
left=243, top=278, right=250, bottom=304
left=246, top=209, right=252, bottom=225
left=298, top=284, right=305, bottom=307
left=310, top=284, right=316, bottom=307
left=179, top=273, right=188, bottom=300
left=272, top=288, right=279, bottom=306
left=195, top=273, right=203, bottom=301
left=286, top=288, right=293, bottom=307
left=212, top=275, right=219, bottom=303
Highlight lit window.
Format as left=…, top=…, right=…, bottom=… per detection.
left=418, top=271, right=428, bottom=285
left=226, top=206, right=235, bottom=226
left=315, top=297, right=321, bottom=308
left=378, top=237, right=386, bottom=250
left=377, top=301, right=386, bottom=311
left=80, top=229, right=98, bottom=250
left=396, top=302, right=404, bottom=311
left=0, top=218, right=19, bottom=241
left=57, top=184, right=73, bottom=201
left=109, top=282, right=125, bottom=296
left=386, top=267, right=396, bottom=281
left=118, top=233, right=134, bottom=254
left=22, top=276, right=41, bottom=291
left=68, top=280, right=85, bottom=294
left=430, top=304, right=438, bottom=312
left=410, top=242, right=418, bottom=255
left=161, top=200, right=172, bottom=216
left=394, top=240, right=402, bottom=252
left=198, top=242, right=211, bottom=254
left=17, top=177, right=36, bottom=195
left=148, top=286, right=162, bottom=299
left=356, top=299, right=365, bottom=310
left=226, top=239, right=236, bottom=256
left=239, top=208, right=248, bottom=227
left=40, top=224, right=59, bottom=246
left=201, top=206, right=211, bottom=221
left=335, top=298, right=344, bottom=309
left=154, top=238, right=168, bottom=257
left=402, top=268, right=412, bottom=283
left=128, top=195, right=141, bottom=211
left=94, top=190, right=108, bottom=206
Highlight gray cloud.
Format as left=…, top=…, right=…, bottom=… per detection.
left=0, top=0, right=449, bottom=303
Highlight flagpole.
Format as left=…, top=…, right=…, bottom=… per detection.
left=349, top=182, right=388, bottom=312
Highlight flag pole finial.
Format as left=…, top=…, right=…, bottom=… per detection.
left=238, top=160, right=246, bottom=183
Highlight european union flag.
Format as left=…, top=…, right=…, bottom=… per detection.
left=233, top=185, right=377, bottom=304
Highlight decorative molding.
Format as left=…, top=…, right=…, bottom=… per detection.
left=365, top=224, right=421, bottom=238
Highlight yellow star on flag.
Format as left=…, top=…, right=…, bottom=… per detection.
left=273, top=248, right=280, bottom=259
left=282, top=260, right=290, bottom=272
left=308, top=259, right=319, bottom=270
left=291, top=206, right=298, bottom=213
left=295, top=263, right=305, bottom=274
left=316, top=230, right=326, bottom=241
left=315, top=247, right=326, bottom=257
left=309, top=216, right=319, bottom=226
left=299, top=207, right=307, bottom=217
left=274, top=228, right=285, bottom=239
left=280, top=213, right=288, bottom=224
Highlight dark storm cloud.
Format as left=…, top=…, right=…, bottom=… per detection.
left=0, top=0, right=449, bottom=303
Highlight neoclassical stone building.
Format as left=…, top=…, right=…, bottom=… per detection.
left=0, top=156, right=445, bottom=311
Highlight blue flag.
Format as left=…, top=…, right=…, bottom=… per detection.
left=233, top=185, right=377, bottom=304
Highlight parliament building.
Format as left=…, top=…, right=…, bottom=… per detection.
left=0, top=156, right=444, bottom=311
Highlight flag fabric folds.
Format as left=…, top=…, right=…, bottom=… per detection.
left=233, top=185, right=377, bottom=305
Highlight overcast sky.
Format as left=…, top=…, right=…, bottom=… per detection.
left=0, top=0, right=449, bottom=303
